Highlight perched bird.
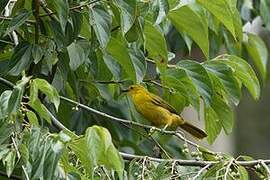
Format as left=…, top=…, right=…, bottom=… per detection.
left=123, top=84, right=207, bottom=139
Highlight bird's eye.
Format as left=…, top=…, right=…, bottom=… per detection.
left=130, top=87, right=134, bottom=90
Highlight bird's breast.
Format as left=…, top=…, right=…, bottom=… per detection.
left=133, top=96, right=171, bottom=126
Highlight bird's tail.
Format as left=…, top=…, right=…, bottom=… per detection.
left=179, top=121, right=207, bottom=139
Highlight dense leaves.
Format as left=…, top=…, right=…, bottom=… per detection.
left=0, top=0, right=269, bottom=179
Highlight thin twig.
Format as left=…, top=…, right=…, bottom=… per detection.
left=39, top=0, right=103, bottom=17
left=0, top=39, right=15, bottom=45
left=224, top=159, right=234, bottom=180
left=0, top=16, right=35, bottom=24
left=260, top=160, right=270, bottom=178
left=11, top=136, right=30, bottom=180
left=59, top=96, right=200, bottom=149
left=171, top=160, right=177, bottom=175
left=192, top=164, right=211, bottom=180
left=141, top=157, right=147, bottom=180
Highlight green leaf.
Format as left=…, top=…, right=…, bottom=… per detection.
left=69, top=125, right=124, bottom=178
left=28, top=99, right=51, bottom=123
left=5, top=9, right=32, bottom=35
left=3, top=149, right=16, bottom=177
left=50, top=0, right=69, bottom=32
left=25, top=128, right=64, bottom=179
left=203, top=61, right=241, bottom=105
left=129, top=48, right=146, bottom=83
left=85, top=126, right=124, bottom=177
left=67, top=42, right=85, bottom=71
left=216, top=55, right=260, bottom=100
left=144, top=20, right=168, bottom=63
left=26, top=111, right=39, bottom=126
left=112, top=0, right=136, bottom=33
left=211, top=94, right=234, bottom=134
left=260, top=0, right=270, bottom=31
left=203, top=162, right=224, bottom=178
left=168, top=5, right=209, bottom=58
left=106, top=37, right=136, bottom=82
left=89, top=5, right=112, bottom=48
left=197, top=0, right=239, bottom=40
left=244, top=33, right=268, bottom=80
left=32, top=44, right=45, bottom=64
left=0, top=121, right=12, bottom=145
left=8, top=42, right=32, bottom=76
left=155, top=0, right=169, bottom=24
left=161, top=73, right=189, bottom=112
left=205, top=106, right=222, bottom=144
left=0, top=91, right=12, bottom=119
left=177, top=60, right=213, bottom=106
left=238, top=166, right=249, bottom=180
left=7, top=76, right=30, bottom=114
left=163, top=68, right=200, bottom=111
left=69, top=137, right=93, bottom=176
left=7, top=86, right=23, bottom=114
left=30, top=78, right=60, bottom=111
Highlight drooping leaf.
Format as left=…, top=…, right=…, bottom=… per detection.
left=28, top=99, right=51, bottom=123
left=49, top=0, right=69, bottom=32
left=205, top=105, right=222, bottom=144
left=7, top=76, right=30, bottom=114
left=215, top=55, right=260, bottom=100
left=177, top=60, right=213, bottom=106
left=0, top=91, right=12, bottom=119
left=106, top=37, right=136, bottom=82
left=89, top=5, right=112, bottom=48
left=5, top=9, right=32, bottom=35
left=244, top=33, right=268, bottom=80
left=203, top=61, right=241, bottom=105
left=154, top=0, right=169, bottom=25
left=3, top=149, right=16, bottom=177
left=32, top=44, right=45, bottom=64
left=112, top=0, right=136, bottom=33
left=168, top=5, right=209, bottom=58
left=25, top=128, right=64, bottom=179
left=69, top=126, right=124, bottom=178
left=129, top=48, right=146, bottom=83
left=85, top=126, right=124, bottom=177
left=162, top=68, right=200, bottom=111
left=144, top=20, right=168, bottom=63
left=26, top=110, right=39, bottom=126
left=8, top=42, right=32, bottom=76
left=67, top=42, right=85, bottom=71
left=197, top=0, right=240, bottom=40
left=30, top=78, right=60, bottom=111
left=211, top=94, right=234, bottom=135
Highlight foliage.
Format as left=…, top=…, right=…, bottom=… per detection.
left=0, top=0, right=269, bottom=179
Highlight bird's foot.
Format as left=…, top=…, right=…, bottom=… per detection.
left=160, top=124, right=168, bottom=134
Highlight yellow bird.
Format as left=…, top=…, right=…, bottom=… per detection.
left=123, top=85, right=207, bottom=139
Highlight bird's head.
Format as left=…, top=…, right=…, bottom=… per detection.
left=122, top=85, right=146, bottom=96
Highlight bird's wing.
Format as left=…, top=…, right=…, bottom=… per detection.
left=149, top=93, right=179, bottom=114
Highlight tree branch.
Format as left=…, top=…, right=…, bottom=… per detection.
left=0, top=16, right=35, bottom=24
left=59, top=96, right=200, bottom=148
left=39, top=0, right=104, bottom=17
left=1, top=76, right=270, bottom=169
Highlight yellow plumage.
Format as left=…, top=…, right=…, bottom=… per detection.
left=124, top=85, right=207, bottom=139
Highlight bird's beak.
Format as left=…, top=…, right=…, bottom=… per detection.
left=121, top=89, right=129, bottom=93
